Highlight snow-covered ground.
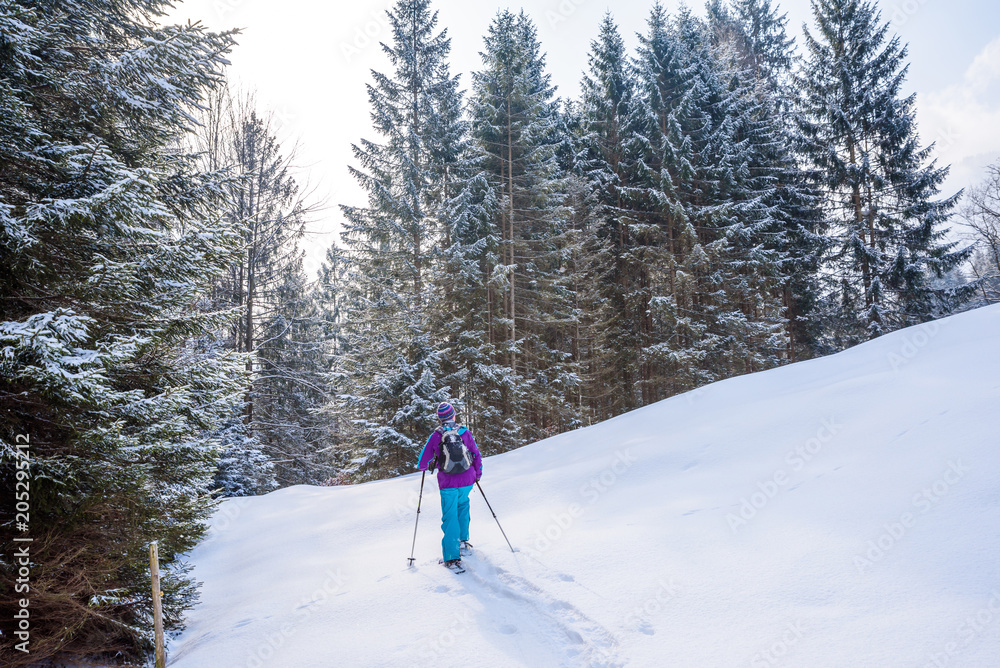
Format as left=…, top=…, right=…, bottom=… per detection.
left=169, top=305, right=1000, bottom=668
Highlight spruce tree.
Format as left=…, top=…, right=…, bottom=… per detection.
left=795, top=0, right=972, bottom=345
left=310, top=243, right=354, bottom=479
left=254, top=255, right=336, bottom=484
left=578, top=12, right=646, bottom=417
left=431, top=170, right=526, bottom=451
left=0, top=2, right=239, bottom=664
left=632, top=5, right=789, bottom=396
left=708, top=0, right=794, bottom=84
left=338, top=0, right=462, bottom=478
left=709, top=0, right=829, bottom=359
left=469, top=10, right=581, bottom=442
left=212, top=411, right=277, bottom=497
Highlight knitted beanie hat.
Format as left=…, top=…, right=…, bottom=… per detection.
left=436, top=402, right=455, bottom=423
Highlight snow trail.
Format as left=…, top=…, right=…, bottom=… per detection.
left=170, top=305, right=1000, bottom=667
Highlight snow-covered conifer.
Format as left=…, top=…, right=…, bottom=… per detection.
left=794, top=0, right=973, bottom=345
left=631, top=5, right=790, bottom=395
left=577, top=12, right=648, bottom=416
left=469, top=10, right=582, bottom=442
left=708, top=0, right=828, bottom=359
left=338, top=0, right=464, bottom=478
left=0, top=1, right=240, bottom=662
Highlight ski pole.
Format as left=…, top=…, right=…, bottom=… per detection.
left=407, top=470, right=426, bottom=566
left=476, top=481, right=515, bottom=553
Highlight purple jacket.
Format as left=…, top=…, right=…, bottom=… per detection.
left=418, top=424, right=483, bottom=489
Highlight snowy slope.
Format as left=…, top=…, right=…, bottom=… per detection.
left=169, top=305, right=1000, bottom=668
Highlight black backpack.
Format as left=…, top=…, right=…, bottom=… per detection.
left=435, top=425, right=472, bottom=475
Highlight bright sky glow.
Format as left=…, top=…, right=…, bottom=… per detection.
left=167, top=0, right=1000, bottom=274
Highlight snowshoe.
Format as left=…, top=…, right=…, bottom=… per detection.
left=439, top=558, right=465, bottom=574
left=460, top=540, right=473, bottom=556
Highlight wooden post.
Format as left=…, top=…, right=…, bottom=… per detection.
left=149, top=541, right=165, bottom=668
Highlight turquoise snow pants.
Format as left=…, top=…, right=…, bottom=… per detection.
left=440, top=485, right=472, bottom=561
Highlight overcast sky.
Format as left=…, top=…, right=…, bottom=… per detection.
left=167, top=0, right=1000, bottom=274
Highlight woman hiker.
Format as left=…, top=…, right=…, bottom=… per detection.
left=418, top=402, right=483, bottom=571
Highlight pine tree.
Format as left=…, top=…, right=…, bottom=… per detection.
left=795, top=0, right=972, bottom=345
left=412, top=9, right=523, bottom=452
left=0, top=2, right=240, bottom=664
left=338, top=0, right=463, bottom=478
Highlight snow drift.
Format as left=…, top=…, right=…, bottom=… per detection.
left=169, top=305, right=1000, bottom=667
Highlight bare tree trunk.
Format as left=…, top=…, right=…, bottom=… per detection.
left=849, top=133, right=870, bottom=309
left=499, top=122, right=508, bottom=357
left=507, top=93, right=516, bottom=374
left=245, top=252, right=255, bottom=425
left=411, top=14, right=423, bottom=311
left=785, top=285, right=796, bottom=362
